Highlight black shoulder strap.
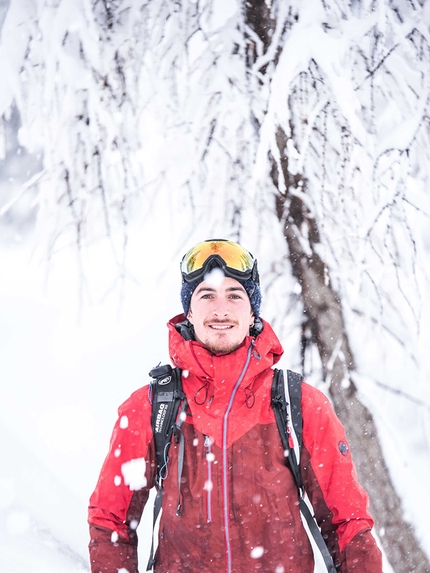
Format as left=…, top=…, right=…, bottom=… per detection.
left=147, top=364, right=186, bottom=571
left=272, top=369, right=336, bottom=573
left=149, top=364, right=185, bottom=484
left=271, top=369, right=303, bottom=489
left=286, top=369, right=303, bottom=450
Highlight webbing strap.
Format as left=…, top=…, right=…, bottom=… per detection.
left=299, top=498, right=337, bottom=573
left=146, top=487, right=162, bottom=570
left=283, top=370, right=302, bottom=490
left=146, top=416, right=186, bottom=571
left=175, top=399, right=188, bottom=516
left=147, top=366, right=186, bottom=570
left=272, top=369, right=337, bottom=573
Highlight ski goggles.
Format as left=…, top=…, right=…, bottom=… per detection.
left=180, top=239, right=259, bottom=284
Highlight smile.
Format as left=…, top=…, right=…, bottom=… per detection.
left=208, top=325, right=234, bottom=330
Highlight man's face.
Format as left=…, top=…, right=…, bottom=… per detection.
left=187, top=275, right=254, bottom=355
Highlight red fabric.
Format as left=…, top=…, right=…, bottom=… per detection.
left=88, top=314, right=382, bottom=573
left=338, top=530, right=383, bottom=572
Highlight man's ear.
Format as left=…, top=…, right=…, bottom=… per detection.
left=187, top=310, right=193, bottom=324
left=250, top=312, right=254, bottom=327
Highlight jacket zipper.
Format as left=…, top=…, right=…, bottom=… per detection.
left=221, top=341, right=255, bottom=573
left=204, top=435, right=213, bottom=523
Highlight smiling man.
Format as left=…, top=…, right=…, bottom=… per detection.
left=186, top=276, right=254, bottom=354
left=88, top=239, right=382, bottom=573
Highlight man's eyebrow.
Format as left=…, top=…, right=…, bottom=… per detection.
left=194, top=286, right=216, bottom=295
left=194, top=285, right=246, bottom=295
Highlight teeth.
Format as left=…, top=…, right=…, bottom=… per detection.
left=210, top=325, right=232, bottom=330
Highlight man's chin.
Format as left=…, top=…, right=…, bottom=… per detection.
left=204, top=337, right=242, bottom=355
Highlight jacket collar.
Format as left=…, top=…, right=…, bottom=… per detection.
left=167, top=313, right=284, bottom=385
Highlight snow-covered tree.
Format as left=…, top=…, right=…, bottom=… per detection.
left=1, top=0, right=430, bottom=571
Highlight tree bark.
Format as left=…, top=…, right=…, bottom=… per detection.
left=271, top=124, right=430, bottom=573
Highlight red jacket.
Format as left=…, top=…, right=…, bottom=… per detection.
left=88, top=315, right=382, bottom=573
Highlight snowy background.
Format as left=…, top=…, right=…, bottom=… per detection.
left=1, top=1, right=430, bottom=572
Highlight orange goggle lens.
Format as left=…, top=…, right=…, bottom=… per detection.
left=181, top=239, right=256, bottom=283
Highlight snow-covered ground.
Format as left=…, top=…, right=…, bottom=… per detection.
left=0, top=237, right=174, bottom=571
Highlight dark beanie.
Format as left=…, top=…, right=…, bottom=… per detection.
left=181, top=276, right=262, bottom=318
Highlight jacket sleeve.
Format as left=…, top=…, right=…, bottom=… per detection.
left=300, top=383, right=382, bottom=573
left=88, top=386, right=156, bottom=573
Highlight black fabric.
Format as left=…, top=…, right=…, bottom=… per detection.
left=175, top=319, right=195, bottom=341
left=150, top=365, right=185, bottom=484
left=147, top=366, right=187, bottom=571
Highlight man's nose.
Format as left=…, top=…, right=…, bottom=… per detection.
left=213, top=302, right=229, bottom=317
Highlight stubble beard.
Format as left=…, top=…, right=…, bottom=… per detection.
left=203, top=338, right=242, bottom=355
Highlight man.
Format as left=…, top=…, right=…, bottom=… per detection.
left=88, top=239, right=382, bottom=573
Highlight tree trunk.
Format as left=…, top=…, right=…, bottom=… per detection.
left=243, top=1, right=429, bottom=568
left=271, top=124, right=430, bottom=573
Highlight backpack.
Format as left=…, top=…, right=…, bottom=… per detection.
left=147, top=365, right=336, bottom=573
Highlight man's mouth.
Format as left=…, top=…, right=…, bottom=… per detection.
left=208, top=324, right=234, bottom=330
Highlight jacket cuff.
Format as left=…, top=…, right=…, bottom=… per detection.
left=89, top=524, right=138, bottom=573
left=337, top=529, right=382, bottom=573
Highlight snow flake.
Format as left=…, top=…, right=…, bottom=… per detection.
left=204, top=267, right=224, bottom=287
left=341, top=378, right=350, bottom=389
left=114, top=475, right=122, bottom=486
left=111, top=531, right=119, bottom=543
left=250, top=546, right=264, bottom=559
left=120, top=416, right=129, bottom=429
left=121, top=458, right=147, bottom=491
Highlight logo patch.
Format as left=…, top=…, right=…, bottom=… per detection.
left=158, top=376, right=171, bottom=386
left=338, top=441, right=349, bottom=456
left=154, top=403, right=168, bottom=433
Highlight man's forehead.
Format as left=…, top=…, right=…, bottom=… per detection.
left=193, top=277, right=246, bottom=295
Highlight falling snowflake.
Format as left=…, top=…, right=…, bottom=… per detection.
left=250, top=546, right=264, bottom=559
left=121, top=458, right=147, bottom=490
left=111, top=531, right=119, bottom=543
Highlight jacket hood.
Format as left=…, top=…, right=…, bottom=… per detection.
left=167, top=313, right=283, bottom=383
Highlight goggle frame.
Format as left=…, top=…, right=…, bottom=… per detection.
left=180, top=239, right=260, bottom=285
